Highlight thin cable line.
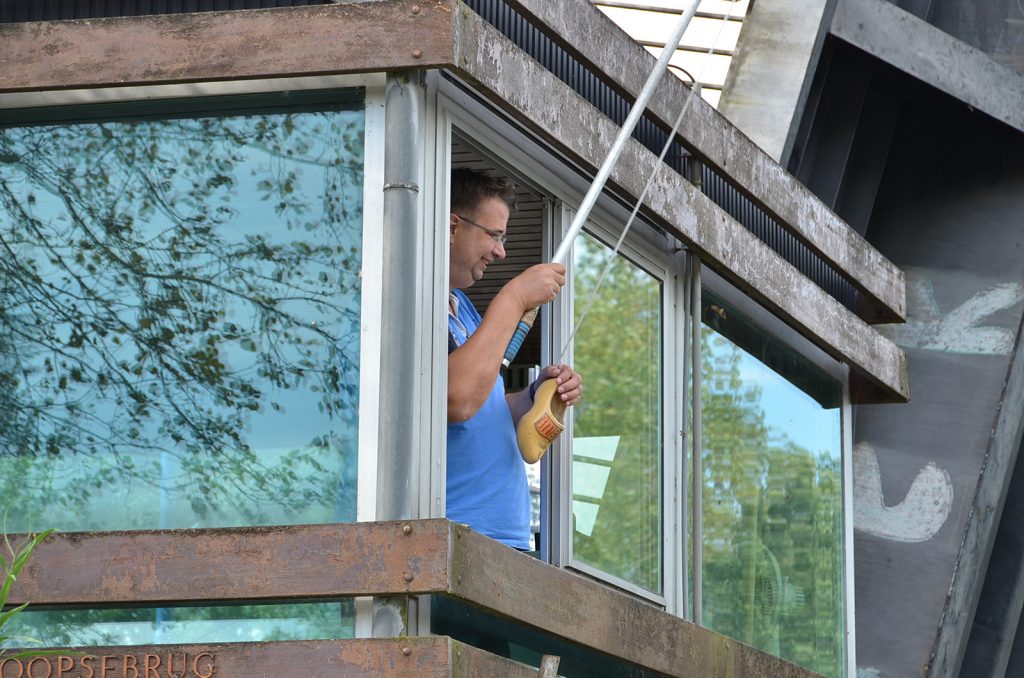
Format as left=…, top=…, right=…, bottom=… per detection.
left=559, top=1, right=740, bottom=361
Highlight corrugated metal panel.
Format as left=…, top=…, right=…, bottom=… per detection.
left=465, top=0, right=859, bottom=312
left=0, top=0, right=328, bottom=22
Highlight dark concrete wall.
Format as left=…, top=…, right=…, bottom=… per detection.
left=793, top=41, right=1024, bottom=678
left=856, top=93, right=1024, bottom=677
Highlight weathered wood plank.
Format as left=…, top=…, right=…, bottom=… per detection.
left=7, top=520, right=823, bottom=677
left=447, top=525, right=821, bottom=678
left=7, top=521, right=450, bottom=606
left=0, top=638, right=538, bottom=678
left=0, top=1, right=456, bottom=93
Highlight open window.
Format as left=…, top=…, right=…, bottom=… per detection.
left=435, top=79, right=680, bottom=602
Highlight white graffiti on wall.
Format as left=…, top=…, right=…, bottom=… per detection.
left=853, top=442, right=953, bottom=543
left=879, top=268, right=1024, bottom=355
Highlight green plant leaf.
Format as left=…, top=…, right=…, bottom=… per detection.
left=0, top=602, right=29, bottom=630
left=0, top=529, right=55, bottom=635
left=2, top=648, right=75, bottom=661
left=0, top=632, right=42, bottom=645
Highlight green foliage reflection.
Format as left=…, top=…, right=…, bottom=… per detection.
left=701, top=299, right=844, bottom=678
left=571, top=233, right=662, bottom=593
left=4, top=602, right=354, bottom=649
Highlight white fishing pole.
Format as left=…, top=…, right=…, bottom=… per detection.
left=514, top=0, right=743, bottom=463
left=558, top=0, right=741, bottom=362
left=501, top=0, right=704, bottom=369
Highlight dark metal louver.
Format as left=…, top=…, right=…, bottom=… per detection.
left=0, top=0, right=329, bottom=22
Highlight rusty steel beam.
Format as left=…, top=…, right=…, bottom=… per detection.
left=0, top=1, right=456, bottom=93
left=450, top=7, right=909, bottom=403
left=499, top=0, right=906, bottom=325
left=8, top=521, right=450, bottom=606
left=7, top=521, right=823, bottom=678
left=0, top=638, right=540, bottom=678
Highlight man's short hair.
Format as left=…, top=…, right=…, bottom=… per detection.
left=450, top=168, right=518, bottom=215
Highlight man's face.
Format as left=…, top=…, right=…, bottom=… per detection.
left=449, top=196, right=509, bottom=290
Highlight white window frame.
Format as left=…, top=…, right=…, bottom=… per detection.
left=0, top=73, right=388, bottom=523
left=428, top=70, right=683, bottom=609
left=551, top=206, right=681, bottom=606
left=427, top=71, right=854, bottom=653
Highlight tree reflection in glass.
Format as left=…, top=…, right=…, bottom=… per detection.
left=700, top=290, right=845, bottom=678
left=0, top=96, right=365, bottom=531
left=571, top=231, right=662, bottom=594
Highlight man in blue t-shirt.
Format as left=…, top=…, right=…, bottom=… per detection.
left=447, top=168, right=583, bottom=550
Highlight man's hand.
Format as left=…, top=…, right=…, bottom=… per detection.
left=537, top=364, right=583, bottom=406
left=507, top=363, right=583, bottom=425
left=500, top=263, right=566, bottom=313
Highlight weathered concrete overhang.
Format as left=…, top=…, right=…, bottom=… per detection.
left=9, top=520, right=822, bottom=678
left=500, top=0, right=903, bottom=325
left=832, top=0, right=1024, bottom=136
left=0, top=0, right=908, bottom=402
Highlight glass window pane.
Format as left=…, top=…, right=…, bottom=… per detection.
left=0, top=92, right=365, bottom=532
left=3, top=602, right=354, bottom=648
left=571, top=232, right=663, bottom=593
left=700, top=289, right=845, bottom=677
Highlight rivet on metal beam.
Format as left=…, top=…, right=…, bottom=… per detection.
left=402, top=647, right=412, bottom=656
left=403, top=572, right=414, bottom=582
left=402, top=524, right=413, bottom=535
left=411, top=5, right=421, bottom=14
left=412, top=49, right=422, bottom=59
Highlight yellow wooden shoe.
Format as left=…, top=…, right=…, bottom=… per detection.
left=517, top=378, right=567, bottom=464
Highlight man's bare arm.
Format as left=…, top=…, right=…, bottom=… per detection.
left=448, top=263, right=566, bottom=422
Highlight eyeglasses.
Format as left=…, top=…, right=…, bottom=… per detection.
left=455, top=213, right=508, bottom=246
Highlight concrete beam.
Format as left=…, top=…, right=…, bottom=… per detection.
left=502, top=0, right=906, bottom=325
left=452, top=6, right=909, bottom=403
left=718, top=0, right=838, bottom=164
left=927, top=313, right=1024, bottom=677
left=832, top=0, right=1024, bottom=135
left=960, top=434, right=1024, bottom=677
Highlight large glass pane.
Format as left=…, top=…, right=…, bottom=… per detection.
left=571, top=231, right=662, bottom=593
left=0, top=91, right=365, bottom=533
left=4, top=602, right=354, bottom=648
left=700, top=289, right=845, bottom=677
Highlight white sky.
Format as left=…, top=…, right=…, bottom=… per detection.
left=593, top=0, right=751, bottom=107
